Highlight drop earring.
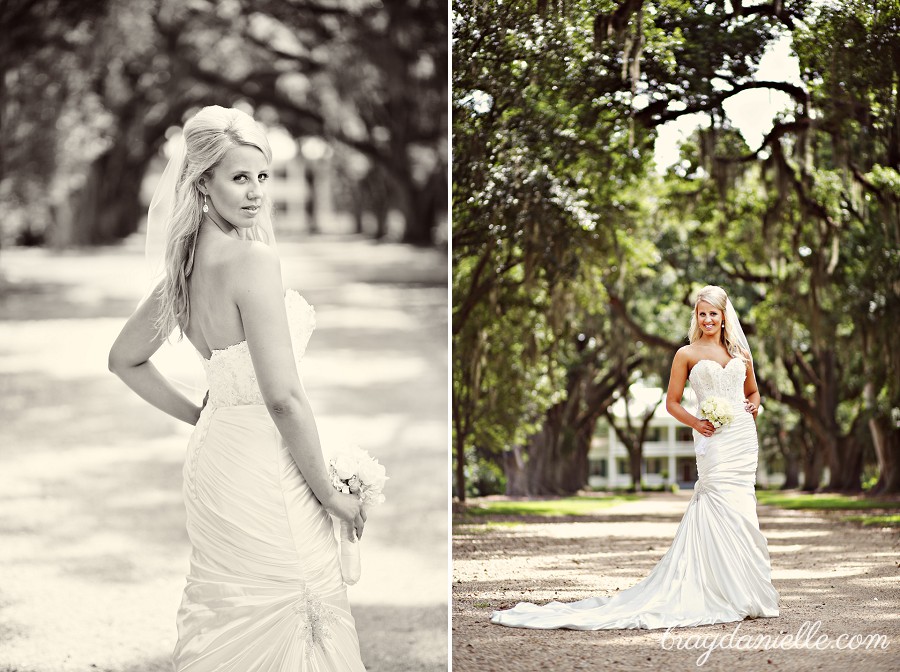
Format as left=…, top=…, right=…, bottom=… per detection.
left=202, top=194, right=209, bottom=213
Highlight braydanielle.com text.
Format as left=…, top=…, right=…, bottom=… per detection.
left=660, top=620, right=890, bottom=666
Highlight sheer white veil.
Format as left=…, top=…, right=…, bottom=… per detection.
left=724, top=297, right=753, bottom=362
left=143, top=133, right=186, bottom=304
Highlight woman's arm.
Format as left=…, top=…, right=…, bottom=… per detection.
left=108, top=286, right=203, bottom=425
left=743, top=354, right=761, bottom=420
left=665, top=348, right=715, bottom=438
left=233, top=243, right=365, bottom=539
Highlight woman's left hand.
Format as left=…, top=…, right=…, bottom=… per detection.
left=744, top=399, right=757, bottom=418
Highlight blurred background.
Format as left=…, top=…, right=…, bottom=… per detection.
left=2, top=0, right=446, bottom=248
left=1, top=0, right=448, bottom=670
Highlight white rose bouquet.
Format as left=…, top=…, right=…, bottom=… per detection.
left=327, top=446, right=388, bottom=585
left=694, top=397, right=735, bottom=457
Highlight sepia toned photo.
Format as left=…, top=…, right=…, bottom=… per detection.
left=1, top=1, right=448, bottom=670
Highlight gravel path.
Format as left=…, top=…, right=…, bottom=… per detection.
left=453, top=493, right=899, bottom=671
left=0, top=235, right=448, bottom=671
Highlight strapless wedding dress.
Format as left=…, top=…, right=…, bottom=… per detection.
left=173, top=290, right=366, bottom=671
left=491, top=357, right=779, bottom=630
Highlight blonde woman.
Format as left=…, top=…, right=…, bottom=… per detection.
left=491, top=285, right=778, bottom=630
left=109, top=106, right=367, bottom=670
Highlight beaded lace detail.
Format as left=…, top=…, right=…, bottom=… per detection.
left=293, top=587, right=338, bottom=654
left=201, top=290, right=316, bottom=408
left=688, top=358, right=746, bottom=407
left=692, top=479, right=709, bottom=500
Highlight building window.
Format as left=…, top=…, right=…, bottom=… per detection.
left=676, top=427, right=693, bottom=442
left=643, top=458, right=663, bottom=474
left=644, top=427, right=663, bottom=442
left=274, top=200, right=288, bottom=214
left=678, top=458, right=698, bottom=482
left=589, top=459, right=607, bottom=478
left=618, top=459, right=629, bottom=475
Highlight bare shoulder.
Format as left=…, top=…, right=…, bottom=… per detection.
left=673, top=344, right=695, bottom=366
left=221, top=240, right=282, bottom=293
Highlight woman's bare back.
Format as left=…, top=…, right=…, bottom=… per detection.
left=183, top=224, right=253, bottom=359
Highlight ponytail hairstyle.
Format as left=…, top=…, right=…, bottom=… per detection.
left=688, top=285, right=751, bottom=364
left=154, top=106, right=273, bottom=341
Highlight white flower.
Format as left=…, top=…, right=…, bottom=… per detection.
left=700, top=397, right=735, bottom=428
left=333, top=454, right=357, bottom=480
left=327, top=444, right=388, bottom=510
left=358, top=458, right=387, bottom=488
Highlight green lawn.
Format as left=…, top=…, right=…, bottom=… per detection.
left=755, top=491, right=900, bottom=511
left=460, top=495, right=640, bottom=518
left=843, top=514, right=900, bottom=527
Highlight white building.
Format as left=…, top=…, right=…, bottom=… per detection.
left=588, top=385, right=784, bottom=490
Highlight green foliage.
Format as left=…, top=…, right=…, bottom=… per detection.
left=843, top=514, right=900, bottom=527
left=755, top=492, right=899, bottom=511
left=462, top=495, right=639, bottom=517
left=453, top=0, right=900, bottom=498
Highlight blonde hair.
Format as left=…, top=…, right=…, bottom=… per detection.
left=155, top=106, right=273, bottom=340
left=688, top=285, right=750, bottom=363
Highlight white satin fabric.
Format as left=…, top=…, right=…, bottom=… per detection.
left=491, top=358, right=779, bottom=631
left=173, top=291, right=365, bottom=671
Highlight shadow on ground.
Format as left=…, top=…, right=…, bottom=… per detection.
left=0, top=235, right=448, bottom=671
left=453, top=494, right=900, bottom=672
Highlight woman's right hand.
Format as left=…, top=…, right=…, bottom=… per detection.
left=325, top=491, right=366, bottom=540
left=694, top=418, right=716, bottom=437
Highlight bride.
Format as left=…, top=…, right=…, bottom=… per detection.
left=491, top=285, right=779, bottom=630
left=108, top=106, right=367, bottom=670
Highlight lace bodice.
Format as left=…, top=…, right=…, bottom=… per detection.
left=202, top=290, right=316, bottom=407
left=688, top=358, right=747, bottom=407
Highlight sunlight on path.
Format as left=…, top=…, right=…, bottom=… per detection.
left=0, top=235, right=448, bottom=671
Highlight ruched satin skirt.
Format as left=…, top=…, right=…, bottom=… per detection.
left=491, top=407, right=779, bottom=630
left=174, top=404, right=366, bottom=671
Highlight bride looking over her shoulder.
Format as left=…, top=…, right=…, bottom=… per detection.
left=108, top=106, right=367, bottom=671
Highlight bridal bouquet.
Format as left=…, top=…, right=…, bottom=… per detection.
left=695, top=397, right=735, bottom=457
left=327, top=445, right=388, bottom=585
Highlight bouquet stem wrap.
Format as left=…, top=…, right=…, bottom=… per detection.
left=339, top=521, right=361, bottom=585
left=327, top=446, right=387, bottom=586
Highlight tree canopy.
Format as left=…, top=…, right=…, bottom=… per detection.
left=452, top=0, right=900, bottom=500
left=1, top=0, right=447, bottom=248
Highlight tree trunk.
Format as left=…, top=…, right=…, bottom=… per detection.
left=628, top=445, right=643, bottom=493
left=869, top=416, right=900, bottom=495
left=781, top=448, right=801, bottom=490
left=801, top=433, right=824, bottom=491
left=454, top=430, right=466, bottom=502
left=501, top=446, right=530, bottom=497
left=305, top=167, right=319, bottom=235
left=826, top=436, right=864, bottom=492
left=55, top=140, right=149, bottom=247
left=400, top=166, right=442, bottom=247
left=505, top=413, right=592, bottom=496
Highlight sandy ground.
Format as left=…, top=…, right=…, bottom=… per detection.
left=0, top=234, right=449, bottom=671
left=453, top=493, right=900, bottom=672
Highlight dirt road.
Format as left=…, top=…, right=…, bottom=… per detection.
left=453, top=493, right=899, bottom=672
left=0, top=234, right=448, bottom=671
